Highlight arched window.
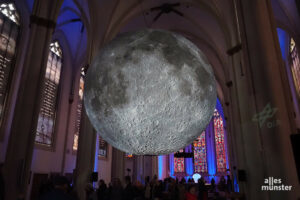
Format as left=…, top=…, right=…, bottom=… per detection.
left=174, top=149, right=185, bottom=173
left=0, top=3, right=19, bottom=126
left=170, top=99, right=229, bottom=178
left=214, top=109, right=227, bottom=173
left=35, top=41, right=62, bottom=146
left=290, top=38, right=300, bottom=96
left=98, top=135, right=108, bottom=158
left=73, top=68, right=85, bottom=151
left=193, top=132, right=208, bottom=173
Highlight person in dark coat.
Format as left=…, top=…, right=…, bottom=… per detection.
left=123, top=176, right=134, bottom=200
left=107, top=178, right=123, bottom=200
left=198, top=177, right=207, bottom=200
left=226, top=175, right=233, bottom=193
left=97, top=179, right=107, bottom=200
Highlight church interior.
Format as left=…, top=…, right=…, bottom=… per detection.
left=0, top=0, right=300, bottom=199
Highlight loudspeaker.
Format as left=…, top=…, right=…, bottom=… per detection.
left=290, top=134, right=300, bottom=183
left=238, top=169, right=247, bottom=182
left=91, top=172, right=98, bottom=182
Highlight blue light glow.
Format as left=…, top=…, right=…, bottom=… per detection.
left=185, top=145, right=194, bottom=176
left=277, top=28, right=288, bottom=60
left=193, top=173, right=201, bottom=183
left=158, top=155, right=164, bottom=180
left=206, top=120, right=217, bottom=177
left=169, top=154, right=175, bottom=178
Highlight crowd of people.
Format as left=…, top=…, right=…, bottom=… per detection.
left=0, top=162, right=242, bottom=200
left=35, top=174, right=242, bottom=200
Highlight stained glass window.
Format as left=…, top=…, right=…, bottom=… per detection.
left=193, top=132, right=207, bottom=173
left=214, top=109, right=227, bottom=173
left=98, top=135, right=108, bottom=157
left=125, top=153, right=133, bottom=158
left=174, top=149, right=185, bottom=173
left=35, top=41, right=62, bottom=146
left=290, top=38, right=300, bottom=96
left=73, top=69, right=85, bottom=151
left=0, top=3, right=19, bottom=126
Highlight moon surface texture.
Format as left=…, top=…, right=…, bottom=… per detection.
left=84, top=29, right=217, bottom=155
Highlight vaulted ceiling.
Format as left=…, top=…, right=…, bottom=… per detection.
left=21, top=0, right=300, bottom=100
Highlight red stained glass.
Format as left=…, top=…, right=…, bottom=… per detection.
left=193, top=132, right=207, bottom=173
left=174, top=149, right=185, bottom=173
left=214, top=109, right=227, bottom=173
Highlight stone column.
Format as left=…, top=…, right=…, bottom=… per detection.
left=133, top=155, right=153, bottom=184
left=133, top=156, right=142, bottom=183
left=232, top=0, right=300, bottom=199
left=152, top=156, right=158, bottom=178
left=3, top=1, right=63, bottom=199
left=143, top=156, right=153, bottom=180
left=111, top=147, right=125, bottom=183
left=74, top=105, right=97, bottom=200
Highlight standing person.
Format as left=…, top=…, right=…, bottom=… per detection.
left=226, top=175, right=232, bottom=193
left=210, top=178, right=216, bottom=192
left=198, top=177, right=207, bottom=200
left=185, top=185, right=197, bottom=200
left=152, top=180, right=163, bottom=200
left=144, top=176, right=151, bottom=200
left=177, top=179, right=185, bottom=200
left=97, top=179, right=107, bottom=200
left=107, top=178, right=123, bottom=200
left=123, top=176, right=134, bottom=200
left=218, top=176, right=226, bottom=192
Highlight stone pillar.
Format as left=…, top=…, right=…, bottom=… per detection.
left=3, top=1, right=63, bottom=199
left=74, top=105, right=97, bottom=200
left=133, top=156, right=143, bottom=183
left=232, top=0, right=300, bottom=199
left=144, top=156, right=153, bottom=180
left=111, top=148, right=125, bottom=183
left=152, top=156, right=158, bottom=178
left=133, top=155, right=153, bottom=184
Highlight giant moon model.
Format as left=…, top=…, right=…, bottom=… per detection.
left=84, top=29, right=217, bottom=155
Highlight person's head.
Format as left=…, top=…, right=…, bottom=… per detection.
left=180, top=178, right=185, bottom=184
left=188, top=185, right=197, bottom=195
left=211, top=178, right=215, bottom=183
left=227, top=175, right=231, bottom=180
left=99, top=179, right=105, bottom=186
